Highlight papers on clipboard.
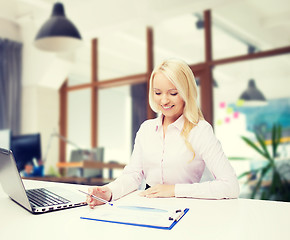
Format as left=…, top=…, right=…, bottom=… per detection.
left=80, top=204, right=189, bottom=230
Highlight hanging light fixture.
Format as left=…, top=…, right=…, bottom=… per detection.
left=34, top=2, right=82, bottom=52
left=239, top=79, right=267, bottom=106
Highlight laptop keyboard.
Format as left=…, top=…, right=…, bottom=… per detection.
left=26, top=188, right=70, bottom=207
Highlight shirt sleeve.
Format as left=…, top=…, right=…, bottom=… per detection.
left=106, top=124, right=145, bottom=200
left=175, top=122, right=240, bottom=199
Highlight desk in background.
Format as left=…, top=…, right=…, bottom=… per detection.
left=0, top=179, right=290, bottom=240
left=22, top=176, right=111, bottom=185
left=57, top=160, right=126, bottom=174
left=22, top=161, right=126, bottom=185
left=58, top=160, right=126, bottom=182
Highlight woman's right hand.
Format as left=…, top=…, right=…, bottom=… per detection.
left=86, top=186, right=112, bottom=209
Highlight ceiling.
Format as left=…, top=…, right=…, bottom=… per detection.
left=0, top=0, right=290, bottom=101
left=1, top=0, right=288, bottom=45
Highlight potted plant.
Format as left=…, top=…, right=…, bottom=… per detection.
left=233, top=124, right=290, bottom=201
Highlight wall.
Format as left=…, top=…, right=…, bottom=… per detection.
left=20, top=19, right=63, bottom=174
left=0, top=18, right=21, bottom=41
left=21, top=86, right=59, bottom=174
left=1, top=18, right=61, bottom=174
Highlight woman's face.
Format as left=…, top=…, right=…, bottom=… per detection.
left=153, top=72, right=185, bottom=124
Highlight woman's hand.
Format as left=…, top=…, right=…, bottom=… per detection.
left=139, top=184, right=175, bottom=198
left=86, top=186, right=112, bottom=209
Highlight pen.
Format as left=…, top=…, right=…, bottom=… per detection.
left=78, top=189, right=114, bottom=206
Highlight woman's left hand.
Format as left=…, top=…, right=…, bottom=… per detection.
left=139, top=184, right=175, bottom=198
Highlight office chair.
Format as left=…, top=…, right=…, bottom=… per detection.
left=67, top=147, right=104, bottom=178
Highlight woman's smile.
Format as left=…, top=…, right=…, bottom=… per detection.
left=162, top=104, right=174, bottom=110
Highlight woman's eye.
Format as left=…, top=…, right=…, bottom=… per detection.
left=155, top=92, right=161, bottom=95
left=170, top=92, right=178, bottom=96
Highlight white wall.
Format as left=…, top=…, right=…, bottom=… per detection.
left=20, top=19, right=64, bottom=174
left=0, top=18, right=21, bottom=41
left=1, top=18, right=61, bottom=174
left=21, top=86, right=59, bottom=174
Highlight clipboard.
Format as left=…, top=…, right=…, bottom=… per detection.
left=80, top=206, right=189, bottom=230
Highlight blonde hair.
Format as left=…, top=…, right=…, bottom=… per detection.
left=149, top=58, right=204, bottom=160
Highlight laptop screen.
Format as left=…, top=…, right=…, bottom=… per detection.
left=0, top=148, right=32, bottom=211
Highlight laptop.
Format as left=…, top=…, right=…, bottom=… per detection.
left=0, top=148, right=87, bottom=214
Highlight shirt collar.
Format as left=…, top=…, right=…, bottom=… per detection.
left=155, top=114, right=185, bottom=132
left=155, top=115, right=163, bottom=132
left=171, top=114, right=185, bottom=131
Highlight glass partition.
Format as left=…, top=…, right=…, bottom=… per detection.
left=212, top=19, right=248, bottom=60
left=213, top=55, right=290, bottom=197
left=154, top=13, right=205, bottom=65
left=68, top=39, right=91, bottom=86
left=67, top=88, right=91, bottom=161
left=98, top=85, right=132, bottom=177
left=98, top=26, right=146, bottom=80
left=212, top=5, right=290, bottom=59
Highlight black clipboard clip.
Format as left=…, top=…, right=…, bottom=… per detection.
left=169, top=209, right=185, bottom=221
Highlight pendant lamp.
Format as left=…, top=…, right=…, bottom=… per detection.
left=34, top=2, right=82, bottom=52
left=239, top=79, right=267, bottom=106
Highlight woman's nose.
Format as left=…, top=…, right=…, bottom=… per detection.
left=161, top=94, right=169, bottom=104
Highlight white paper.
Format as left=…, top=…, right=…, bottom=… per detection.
left=81, top=204, right=183, bottom=228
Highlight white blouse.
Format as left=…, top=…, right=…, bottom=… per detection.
left=107, top=115, right=240, bottom=200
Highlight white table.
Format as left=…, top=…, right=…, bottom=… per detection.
left=0, top=180, right=289, bottom=240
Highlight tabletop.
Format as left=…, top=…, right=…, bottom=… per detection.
left=0, top=179, right=289, bottom=240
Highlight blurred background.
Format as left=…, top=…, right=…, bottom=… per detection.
left=0, top=0, right=290, bottom=199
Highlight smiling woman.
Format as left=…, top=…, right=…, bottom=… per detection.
left=86, top=58, right=240, bottom=207
left=46, top=1, right=290, bottom=201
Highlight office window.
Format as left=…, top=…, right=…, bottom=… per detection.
left=154, top=13, right=205, bottom=65
left=98, top=26, right=146, bottom=80
left=67, top=88, right=91, bottom=160
left=98, top=85, right=132, bottom=177
left=212, top=19, right=247, bottom=60
left=212, top=4, right=290, bottom=59
left=213, top=55, right=290, bottom=187
left=68, top=40, right=91, bottom=86
left=211, top=12, right=249, bottom=60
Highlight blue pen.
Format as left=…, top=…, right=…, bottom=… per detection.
left=78, top=189, right=114, bottom=206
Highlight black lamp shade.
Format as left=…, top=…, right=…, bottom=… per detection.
left=239, top=79, right=267, bottom=106
left=34, top=3, right=82, bottom=52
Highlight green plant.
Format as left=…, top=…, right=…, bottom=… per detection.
left=234, top=124, right=290, bottom=201
left=47, top=165, right=61, bottom=177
